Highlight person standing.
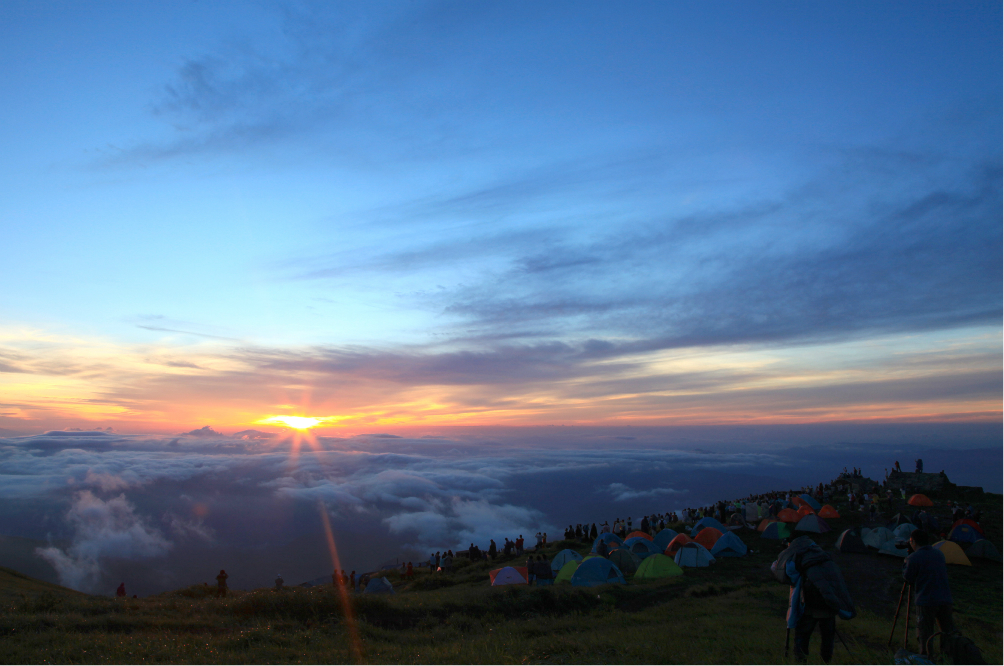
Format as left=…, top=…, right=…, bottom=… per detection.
left=116, top=583, right=126, bottom=597
left=904, top=530, right=955, bottom=656
left=216, top=569, right=229, bottom=598
left=274, top=574, right=284, bottom=591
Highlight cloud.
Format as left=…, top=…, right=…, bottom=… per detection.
left=35, top=491, right=171, bottom=591
left=603, top=482, right=684, bottom=502
left=384, top=498, right=550, bottom=552
left=182, top=426, right=224, bottom=437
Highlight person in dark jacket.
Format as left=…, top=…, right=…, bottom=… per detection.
left=903, top=529, right=955, bottom=656
left=215, top=569, right=228, bottom=598
left=597, top=539, right=609, bottom=558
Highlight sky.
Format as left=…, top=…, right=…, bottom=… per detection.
left=0, top=1, right=1000, bottom=593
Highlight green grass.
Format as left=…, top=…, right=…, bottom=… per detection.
left=1, top=494, right=1000, bottom=664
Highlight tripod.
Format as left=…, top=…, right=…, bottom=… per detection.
left=888, top=581, right=912, bottom=649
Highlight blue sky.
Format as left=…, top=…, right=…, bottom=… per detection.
left=0, top=1, right=1000, bottom=431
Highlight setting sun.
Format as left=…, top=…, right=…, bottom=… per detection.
left=257, top=415, right=323, bottom=430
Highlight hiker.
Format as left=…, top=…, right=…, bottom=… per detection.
left=332, top=569, right=340, bottom=587
left=772, top=536, right=855, bottom=664
left=542, top=532, right=547, bottom=545
left=350, top=571, right=356, bottom=590
left=535, top=555, right=553, bottom=586
left=406, top=562, right=414, bottom=578
left=503, top=538, right=512, bottom=557
left=589, top=523, right=597, bottom=539
left=516, top=535, right=524, bottom=555
left=597, top=538, right=609, bottom=558
left=116, top=583, right=126, bottom=598
left=442, top=552, right=453, bottom=573
left=359, top=573, right=371, bottom=590
left=535, top=532, right=543, bottom=549
left=903, top=529, right=955, bottom=656
left=275, top=574, right=284, bottom=591
left=526, top=554, right=537, bottom=584
left=489, top=539, right=497, bottom=559
left=216, top=569, right=228, bottom=598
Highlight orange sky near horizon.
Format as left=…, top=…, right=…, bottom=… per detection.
left=1, top=324, right=1000, bottom=436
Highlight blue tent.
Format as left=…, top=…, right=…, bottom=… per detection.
left=761, top=521, right=792, bottom=540
left=623, top=537, right=662, bottom=558
left=947, top=522, right=981, bottom=545
left=570, top=557, right=626, bottom=587
left=592, top=533, right=624, bottom=553
left=710, top=531, right=748, bottom=558
left=652, top=528, right=678, bottom=552
left=798, top=494, right=822, bottom=511
left=690, top=517, right=729, bottom=537
left=550, top=548, right=583, bottom=573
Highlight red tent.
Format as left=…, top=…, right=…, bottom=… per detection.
left=777, top=508, right=800, bottom=523
left=665, top=533, right=694, bottom=556
left=818, top=505, right=840, bottom=519
left=907, top=494, right=933, bottom=507
left=488, top=566, right=528, bottom=585
left=796, top=505, right=815, bottom=517
left=625, top=531, right=653, bottom=541
left=694, top=527, right=723, bottom=550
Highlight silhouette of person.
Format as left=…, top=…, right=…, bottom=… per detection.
left=116, top=583, right=126, bottom=597
left=275, top=574, right=284, bottom=591
left=216, top=569, right=228, bottom=598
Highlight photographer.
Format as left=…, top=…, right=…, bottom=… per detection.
left=903, top=529, right=955, bottom=656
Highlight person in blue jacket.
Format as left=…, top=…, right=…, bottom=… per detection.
left=904, top=529, right=955, bottom=656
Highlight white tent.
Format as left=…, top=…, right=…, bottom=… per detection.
left=863, top=527, right=893, bottom=549
left=893, top=523, right=918, bottom=540
left=362, top=577, right=395, bottom=594
left=491, top=566, right=528, bottom=586
left=674, top=542, right=716, bottom=567
left=878, top=539, right=908, bottom=557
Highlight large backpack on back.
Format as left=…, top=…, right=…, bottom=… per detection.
left=773, top=536, right=856, bottom=620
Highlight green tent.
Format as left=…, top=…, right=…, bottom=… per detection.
left=607, top=548, right=642, bottom=575
left=554, top=559, right=579, bottom=583
left=760, top=521, right=792, bottom=540
left=634, top=553, right=683, bottom=579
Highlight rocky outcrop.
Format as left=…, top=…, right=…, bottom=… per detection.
left=885, top=470, right=954, bottom=494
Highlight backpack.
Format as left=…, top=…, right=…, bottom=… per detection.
left=773, top=536, right=856, bottom=620
left=931, top=632, right=985, bottom=665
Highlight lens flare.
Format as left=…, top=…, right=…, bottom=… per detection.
left=257, top=415, right=323, bottom=430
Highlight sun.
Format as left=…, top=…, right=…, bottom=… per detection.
left=257, top=415, right=323, bottom=430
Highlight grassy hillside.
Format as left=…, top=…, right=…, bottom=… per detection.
left=0, top=494, right=1000, bottom=664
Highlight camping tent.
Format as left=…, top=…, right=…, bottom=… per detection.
left=932, top=540, right=971, bottom=566
left=592, top=533, right=624, bottom=553
left=490, top=566, right=528, bottom=586
left=907, top=494, right=933, bottom=507
left=863, top=527, right=893, bottom=549
left=760, top=521, right=792, bottom=540
left=551, top=549, right=583, bottom=573
left=799, top=494, right=822, bottom=511
left=694, top=527, right=723, bottom=550
left=795, top=514, right=831, bottom=534
left=665, top=533, right=694, bottom=556
left=727, top=512, right=745, bottom=527
left=690, top=517, right=729, bottom=536
left=947, top=521, right=982, bottom=545
left=625, top=538, right=662, bottom=558
left=652, top=529, right=678, bottom=551
left=796, top=505, right=815, bottom=518
left=674, top=542, right=716, bottom=568
left=878, top=539, right=909, bottom=557
left=362, top=577, right=395, bottom=594
left=967, top=540, right=1002, bottom=562
left=744, top=503, right=760, bottom=523
left=570, top=558, right=626, bottom=587
left=710, top=531, right=748, bottom=557
left=777, top=508, right=800, bottom=523
left=818, top=505, right=840, bottom=519
left=625, top=531, right=653, bottom=541
left=893, top=523, right=918, bottom=540
left=887, top=513, right=913, bottom=529
left=634, top=553, right=684, bottom=579
left=756, top=518, right=777, bottom=532
left=836, top=529, right=868, bottom=554
left=554, top=559, right=579, bottom=583
left=607, top=547, right=642, bottom=575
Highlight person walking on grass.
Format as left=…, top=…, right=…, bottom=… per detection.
left=216, top=569, right=228, bottom=598
left=904, top=529, right=955, bottom=656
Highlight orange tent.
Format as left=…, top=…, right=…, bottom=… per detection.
left=757, top=518, right=777, bottom=532
left=818, top=505, right=840, bottom=519
left=665, top=533, right=693, bottom=556
left=796, top=505, right=815, bottom=517
left=790, top=497, right=808, bottom=508
left=625, top=531, right=654, bottom=541
left=908, top=494, right=933, bottom=507
left=694, top=527, right=723, bottom=550
left=777, top=508, right=800, bottom=523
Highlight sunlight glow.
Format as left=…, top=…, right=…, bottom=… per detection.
left=257, top=415, right=323, bottom=430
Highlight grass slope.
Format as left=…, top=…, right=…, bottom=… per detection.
left=0, top=494, right=1000, bottom=664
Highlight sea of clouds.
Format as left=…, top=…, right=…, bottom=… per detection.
left=1, top=424, right=998, bottom=596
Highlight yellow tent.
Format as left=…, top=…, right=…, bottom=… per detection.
left=554, top=559, right=579, bottom=583
left=933, top=540, right=971, bottom=566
